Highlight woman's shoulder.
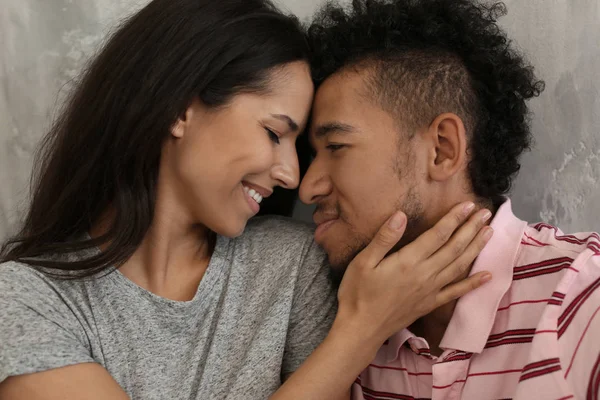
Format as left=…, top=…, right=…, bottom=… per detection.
left=233, top=216, right=326, bottom=269
left=243, top=215, right=316, bottom=244
left=0, top=259, right=92, bottom=333
left=0, top=260, right=50, bottom=292
left=0, top=261, right=95, bottom=382
left=0, top=260, right=84, bottom=304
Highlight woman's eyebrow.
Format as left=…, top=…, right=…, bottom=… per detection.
left=270, top=114, right=299, bottom=132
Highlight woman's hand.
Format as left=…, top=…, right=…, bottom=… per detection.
left=271, top=201, right=493, bottom=400
left=334, top=201, right=493, bottom=346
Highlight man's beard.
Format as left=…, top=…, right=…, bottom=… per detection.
left=328, top=186, right=425, bottom=288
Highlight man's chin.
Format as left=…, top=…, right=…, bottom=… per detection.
left=326, top=249, right=361, bottom=288
left=327, top=263, right=348, bottom=288
left=321, top=230, right=371, bottom=287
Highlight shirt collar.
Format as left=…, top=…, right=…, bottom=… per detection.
left=383, top=199, right=527, bottom=361
left=440, top=198, right=526, bottom=353
left=385, top=329, right=414, bottom=362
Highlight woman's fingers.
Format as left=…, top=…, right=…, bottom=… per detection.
left=428, top=208, right=491, bottom=265
left=353, top=212, right=407, bottom=269
left=336, top=202, right=495, bottom=341
left=383, top=202, right=478, bottom=268
left=432, top=224, right=494, bottom=287
left=435, top=271, right=492, bottom=306
left=419, top=206, right=492, bottom=283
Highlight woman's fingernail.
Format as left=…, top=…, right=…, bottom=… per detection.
left=483, top=227, right=494, bottom=240
left=480, top=273, right=492, bottom=283
left=389, top=213, right=406, bottom=230
left=463, top=202, right=475, bottom=215
left=481, top=210, right=492, bottom=222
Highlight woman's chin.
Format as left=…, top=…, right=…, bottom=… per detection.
left=212, top=219, right=248, bottom=239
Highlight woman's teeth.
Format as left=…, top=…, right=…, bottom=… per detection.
left=243, top=186, right=263, bottom=204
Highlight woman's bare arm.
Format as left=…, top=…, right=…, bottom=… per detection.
left=0, top=364, right=129, bottom=400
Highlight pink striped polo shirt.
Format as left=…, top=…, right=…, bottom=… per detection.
left=352, top=199, right=600, bottom=400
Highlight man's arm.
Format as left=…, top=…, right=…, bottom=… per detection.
left=559, top=253, right=600, bottom=399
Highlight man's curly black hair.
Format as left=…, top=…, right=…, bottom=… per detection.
left=307, top=0, right=545, bottom=203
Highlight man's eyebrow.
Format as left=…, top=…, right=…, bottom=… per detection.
left=313, top=122, right=356, bottom=138
left=270, top=114, right=299, bottom=132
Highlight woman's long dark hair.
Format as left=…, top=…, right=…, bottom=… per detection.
left=0, top=0, right=310, bottom=278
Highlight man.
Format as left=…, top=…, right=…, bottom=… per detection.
left=301, top=0, right=600, bottom=399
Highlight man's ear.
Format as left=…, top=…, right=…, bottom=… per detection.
left=425, top=112, right=468, bottom=182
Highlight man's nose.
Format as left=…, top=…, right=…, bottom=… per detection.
left=299, top=157, right=332, bottom=205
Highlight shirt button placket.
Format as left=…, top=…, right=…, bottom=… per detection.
left=432, top=360, right=469, bottom=400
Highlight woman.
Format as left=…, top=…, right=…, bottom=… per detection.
left=0, top=0, right=492, bottom=398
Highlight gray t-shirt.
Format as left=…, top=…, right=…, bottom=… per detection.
left=0, top=216, right=337, bottom=399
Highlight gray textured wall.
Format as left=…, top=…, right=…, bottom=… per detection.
left=503, top=0, right=600, bottom=232
left=1, top=0, right=598, bottom=241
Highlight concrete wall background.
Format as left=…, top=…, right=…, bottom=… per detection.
left=502, top=0, right=600, bottom=232
left=1, top=0, right=598, bottom=241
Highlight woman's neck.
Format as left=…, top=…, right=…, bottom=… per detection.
left=124, top=220, right=215, bottom=301
left=91, top=196, right=216, bottom=301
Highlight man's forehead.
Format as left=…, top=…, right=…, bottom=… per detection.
left=309, top=73, right=403, bottom=147
left=315, top=70, right=369, bottom=104
left=311, top=74, right=368, bottom=129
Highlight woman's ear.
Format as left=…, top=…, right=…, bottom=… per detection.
left=171, top=98, right=206, bottom=139
left=171, top=117, right=186, bottom=139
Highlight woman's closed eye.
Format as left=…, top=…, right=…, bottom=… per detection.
left=266, top=128, right=280, bottom=144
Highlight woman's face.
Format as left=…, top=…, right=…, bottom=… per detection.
left=162, top=61, right=314, bottom=237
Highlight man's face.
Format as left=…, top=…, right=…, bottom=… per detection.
left=299, top=70, right=427, bottom=276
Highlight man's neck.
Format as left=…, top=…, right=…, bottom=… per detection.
left=408, top=198, right=499, bottom=357
left=409, top=300, right=459, bottom=357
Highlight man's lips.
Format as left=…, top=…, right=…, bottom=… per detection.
left=313, top=213, right=339, bottom=243
left=313, top=214, right=338, bottom=226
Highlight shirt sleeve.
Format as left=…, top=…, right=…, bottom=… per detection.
left=558, top=253, right=600, bottom=399
left=0, top=263, right=95, bottom=383
left=281, top=240, right=338, bottom=378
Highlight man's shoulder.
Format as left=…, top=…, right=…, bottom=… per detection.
left=528, top=225, right=600, bottom=397
left=517, top=222, right=600, bottom=327
left=524, top=222, right=600, bottom=256
left=517, top=223, right=600, bottom=272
